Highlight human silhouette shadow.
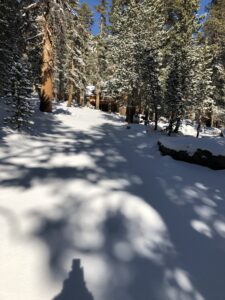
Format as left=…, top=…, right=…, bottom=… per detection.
left=53, top=259, right=94, bottom=300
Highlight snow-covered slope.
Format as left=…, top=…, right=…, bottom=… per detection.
left=0, top=103, right=225, bottom=300
left=159, top=136, right=225, bottom=156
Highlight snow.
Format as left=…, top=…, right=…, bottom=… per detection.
left=180, top=124, right=197, bottom=136
left=159, top=136, right=225, bottom=156
left=86, top=85, right=95, bottom=96
left=148, top=120, right=223, bottom=138
left=0, top=102, right=225, bottom=300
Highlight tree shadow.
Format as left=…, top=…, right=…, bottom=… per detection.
left=0, top=109, right=225, bottom=300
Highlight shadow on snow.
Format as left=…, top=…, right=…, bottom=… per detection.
left=0, top=110, right=225, bottom=300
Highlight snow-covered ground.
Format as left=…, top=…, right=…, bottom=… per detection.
left=148, top=119, right=223, bottom=138
left=0, top=102, right=225, bottom=300
left=159, top=136, right=225, bottom=156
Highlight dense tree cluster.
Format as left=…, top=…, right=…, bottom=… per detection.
left=0, top=0, right=94, bottom=129
left=107, top=0, right=225, bottom=131
left=0, top=0, right=225, bottom=132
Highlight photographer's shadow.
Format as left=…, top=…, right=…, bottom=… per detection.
left=53, top=259, right=94, bottom=300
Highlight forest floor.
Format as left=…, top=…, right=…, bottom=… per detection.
left=0, top=102, right=225, bottom=300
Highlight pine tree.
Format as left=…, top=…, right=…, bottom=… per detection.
left=204, top=0, right=225, bottom=123
left=109, top=0, right=167, bottom=123
left=0, top=0, right=16, bottom=97
left=164, top=0, right=201, bottom=134
left=51, top=0, right=68, bottom=102
left=65, top=1, right=91, bottom=107
left=5, top=54, right=34, bottom=131
left=109, top=1, right=143, bottom=121
left=2, top=0, right=36, bottom=130
left=79, top=2, right=94, bottom=32
left=77, top=3, right=94, bottom=106
left=95, top=0, right=109, bottom=37
left=137, top=0, right=167, bottom=129
left=91, top=0, right=110, bottom=110
left=189, top=42, right=215, bottom=134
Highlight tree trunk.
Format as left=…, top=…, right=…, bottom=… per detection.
left=196, top=119, right=201, bottom=138
left=67, top=61, right=74, bottom=107
left=126, top=90, right=137, bottom=123
left=67, top=81, right=74, bottom=107
left=57, top=73, right=65, bottom=101
left=39, top=4, right=53, bottom=113
left=144, top=109, right=149, bottom=126
left=196, top=126, right=200, bottom=138
left=108, top=101, right=112, bottom=113
left=79, top=89, right=84, bottom=107
left=210, top=104, right=214, bottom=127
left=126, top=94, right=133, bottom=123
left=138, top=88, right=142, bottom=113
left=154, top=107, right=158, bottom=131
left=174, top=117, right=181, bottom=133
left=96, top=87, right=100, bottom=109
left=168, top=112, right=175, bottom=136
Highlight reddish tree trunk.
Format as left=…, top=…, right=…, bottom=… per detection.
left=39, top=5, right=54, bottom=112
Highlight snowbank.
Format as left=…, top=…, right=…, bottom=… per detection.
left=158, top=136, right=225, bottom=169
left=159, top=136, right=225, bottom=156
left=180, top=124, right=197, bottom=136
left=147, top=119, right=222, bottom=138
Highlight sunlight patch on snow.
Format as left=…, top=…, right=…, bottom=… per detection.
left=193, top=205, right=216, bottom=221
left=137, top=143, right=149, bottom=150
left=173, top=175, right=183, bottom=182
left=91, top=149, right=105, bottom=157
left=195, top=182, right=209, bottom=191
left=0, top=166, right=26, bottom=181
left=49, top=153, right=96, bottom=168
left=99, top=179, right=130, bottom=189
left=214, top=220, right=225, bottom=238
left=157, top=177, right=181, bottom=204
left=191, top=220, right=213, bottom=238
left=166, top=188, right=180, bottom=203
left=164, top=268, right=205, bottom=300
left=201, top=197, right=217, bottom=207
left=78, top=254, right=116, bottom=300
left=183, top=187, right=199, bottom=199
left=214, top=194, right=224, bottom=201
left=106, top=154, right=127, bottom=163
left=0, top=231, right=56, bottom=300
left=172, top=269, right=193, bottom=292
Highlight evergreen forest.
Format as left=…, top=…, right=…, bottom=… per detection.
left=0, top=0, right=225, bottom=132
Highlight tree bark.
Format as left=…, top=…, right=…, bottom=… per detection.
left=174, top=117, right=181, bottom=133
left=168, top=112, right=175, bottom=136
left=96, top=86, right=100, bottom=109
left=210, top=104, right=214, bottom=127
left=67, top=61, right=74, bottom=107
left=79, top=89, right=84, bottom=107
left=126, top=103, right=135, bottom=123
left=67, top=81, right=74, bottom=107
left=144, top=109, right=149, bottom=126
left=196, top=119, right=201, bottom=138
left=57, top=73, right=65, bottom=101
left=154, top=109, right=158, bottom=131
left=39, top=3, right=53, bottom=112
